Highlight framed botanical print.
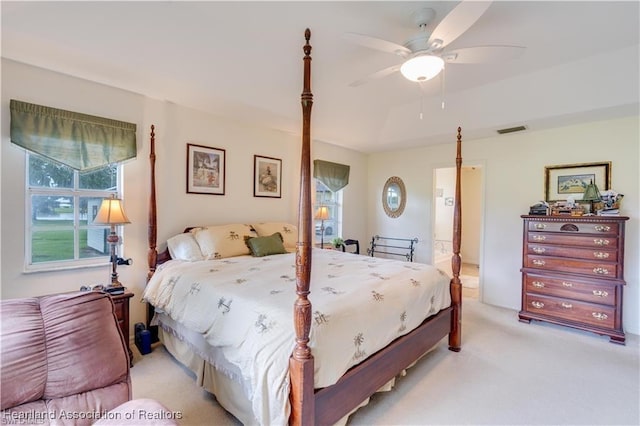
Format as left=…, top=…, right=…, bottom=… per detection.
left=187, top=143, right=226, bottom=195
left=544, top=161, right=610, bottom=201
left=253, top=155, right=282, bottom=198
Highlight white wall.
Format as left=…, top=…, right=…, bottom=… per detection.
left=1, top=59, right=368, bottom=339
left=368, top=117, right=639, bottom=335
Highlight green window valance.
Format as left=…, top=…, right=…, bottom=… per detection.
left=313, top=159, right=350, bottom=192
left=10, top=99, right=137, bottom=171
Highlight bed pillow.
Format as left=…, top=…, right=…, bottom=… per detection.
left=245, top=232, right=287, bottom=257
left=194, top=224, right=255, bottom=259
left=252, top=222, right=298, bottom=250
left=167, top=233, right=204, bottom=261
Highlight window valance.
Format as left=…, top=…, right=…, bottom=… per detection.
left=313, top=159, right=350, bottom=192
left=10, top=99, right=137, bottom=171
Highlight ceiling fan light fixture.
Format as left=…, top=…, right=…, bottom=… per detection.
left=400, top=55, right=445, bottom=82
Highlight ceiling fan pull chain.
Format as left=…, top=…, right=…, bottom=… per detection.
left=441, top=66, right=446, bottom=110
left=419, top=82, right=426, bottom=120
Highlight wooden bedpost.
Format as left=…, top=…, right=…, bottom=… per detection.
left=449, top=127, right=463, bottom=352
left=147, top=125, right=159, bottom=340
left=147, top=124, right=157, bottom=282
left=289, top=28, right=315, bottom=426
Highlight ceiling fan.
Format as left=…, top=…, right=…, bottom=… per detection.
left=345, top=1, right=525, bottom=87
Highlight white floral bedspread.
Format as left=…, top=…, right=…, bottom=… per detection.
left=143, top=249, right=451, bottom=425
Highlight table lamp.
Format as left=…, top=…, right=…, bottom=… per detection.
left=94, top=194, right=131, bottom=288
left=582, top=180, right=601, bottom=214
left=314, top=206, right=330, bottom=248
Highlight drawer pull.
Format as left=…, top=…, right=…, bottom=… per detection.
left=593, top=252, right=609, bottom=259
left=561, top=302, right=573, bottom=309
left=532, top=259, right=546, bottom=266
left=592, top=312, right=608, bottom=321
left=594, top=225, right=610, bottom=232
left=532, top=235, right=546, bottom=241
left=592, top=290, right=609, bottom=298
left=532, top=281, right=545, bottom=288
left=593, top=239, right=610, bottom=246
left=534, top=223, right=546, bottom=230
left=532, top=247, right=546, bottom=254
left=531, top=301, right=544, bottom=309
left=562, top=281, right=573, bottom=287
left=593, top=267, right=609, bottom=275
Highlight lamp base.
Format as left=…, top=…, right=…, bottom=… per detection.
left=104, top=285, right=126, bottom=295
left=105, top=271, right=124, bottom=294
left=109, top=278, right=124, bottom=288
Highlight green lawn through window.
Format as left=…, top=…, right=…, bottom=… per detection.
left=32, top=220, right=104, bottom=263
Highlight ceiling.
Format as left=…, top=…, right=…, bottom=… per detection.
left=2, top=1, right=639, bottom=153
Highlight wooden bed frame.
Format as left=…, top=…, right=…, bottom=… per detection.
left=146, top=29, right=462, bottom=426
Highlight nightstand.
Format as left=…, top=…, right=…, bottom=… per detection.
left=110, top=291, right=134, bottom=365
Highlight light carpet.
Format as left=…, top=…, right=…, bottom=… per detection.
left=460, top=274, right=479, bottom=289
left=130, top=298, right=639, bottom=425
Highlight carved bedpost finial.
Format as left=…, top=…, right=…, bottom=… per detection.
left=304, top=29, right=312, bottom=57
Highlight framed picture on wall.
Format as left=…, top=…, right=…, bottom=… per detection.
left=186, top=143, right=226, bottom=195
left=544, top=161, right=610, bottom=201
left=253, top=155, right=282, bottom=198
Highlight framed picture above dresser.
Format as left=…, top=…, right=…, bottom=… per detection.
left=519, top=215, right=629, bottom=344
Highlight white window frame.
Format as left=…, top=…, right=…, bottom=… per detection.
left=24, top=153, right=123, bottom=272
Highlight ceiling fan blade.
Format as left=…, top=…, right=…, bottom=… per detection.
left=343, top=33, right=411, bottom=57
left=348, top=64, right=402, bottom=87
left=428, top=1, right=493, bottom=49
left=443, top=46, right=525, bottom=63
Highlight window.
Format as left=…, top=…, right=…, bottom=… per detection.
left=314, top=180, right=342, bottom=242
left=26, top=152, right=121, bottom=271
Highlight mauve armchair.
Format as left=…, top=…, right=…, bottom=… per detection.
left=1, top=291, right=178, bottom=425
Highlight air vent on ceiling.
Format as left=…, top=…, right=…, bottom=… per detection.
left=496, top=125, right=527, bottom=135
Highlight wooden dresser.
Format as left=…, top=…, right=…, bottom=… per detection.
left=519, top=215, right=628, bottom=344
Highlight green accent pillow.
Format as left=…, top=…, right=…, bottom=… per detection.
left=245, top=232, right=287, bottom=257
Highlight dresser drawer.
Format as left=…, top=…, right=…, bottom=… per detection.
left=528, top=221, right=619, bottom=235
left=523, top=294, right=615, bottom=329
left=526, top=243, right=618, bottom=262
left=523, top=272, right=617, bottom=305
left=525, top=255, right=618, bottom=278
left=527, top=232, right=618, bottom=249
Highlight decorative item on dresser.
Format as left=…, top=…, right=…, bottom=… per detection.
left=519, top=215, right=629, bottom=344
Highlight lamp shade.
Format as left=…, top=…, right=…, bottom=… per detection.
left=314, top=206, right=330, bottom=221
left=582, top=181, right=601, bottom=202
left=400, top=55, right=445, bottom=82
left=94, top=195, right=131, bottom=225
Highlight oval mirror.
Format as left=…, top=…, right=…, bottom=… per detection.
left=382, top=176, right=406, bottom=218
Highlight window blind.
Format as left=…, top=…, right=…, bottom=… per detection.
left=10, top=99, right=137, bottom=171
left=313, top=159, right=350, bottom=192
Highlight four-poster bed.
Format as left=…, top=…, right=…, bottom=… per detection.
left=144, top=29, right=463, bottom=425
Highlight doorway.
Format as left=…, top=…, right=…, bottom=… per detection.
left=433, top=166, right=483, bottom=299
